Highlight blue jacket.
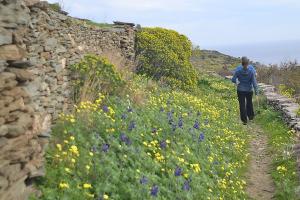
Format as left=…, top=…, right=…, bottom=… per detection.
left=235, top=64, right=256, bottom=74
left=231, top=67, right=258, bottom=94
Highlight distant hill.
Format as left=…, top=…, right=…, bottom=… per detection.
left=191, top=49, right=240, bottom=74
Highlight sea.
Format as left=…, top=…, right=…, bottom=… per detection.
left=207, top=40, right=300, bottom=65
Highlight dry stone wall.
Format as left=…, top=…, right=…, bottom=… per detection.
left=258, top=83, right=300, bottom=180
left=0, top=0, right=136, bottom=199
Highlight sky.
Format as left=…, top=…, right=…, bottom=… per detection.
left=47, top=0, right=300, bottom=64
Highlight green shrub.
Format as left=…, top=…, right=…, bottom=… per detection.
left=136, top=27, right=198, bottom=90
left=71, top=54, right=124, bottom=103
left=49, top=3, right=62, bottom=12
left=278, top=84, right=295, bottom=98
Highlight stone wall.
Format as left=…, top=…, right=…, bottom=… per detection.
left=258, top=83, right=300, bottom=131
left=258, top=83, right=300, bottom=180
left=0, top=0, right=136, bottom=199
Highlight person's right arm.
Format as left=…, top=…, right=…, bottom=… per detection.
left=231, top=70, right=238, bottom=83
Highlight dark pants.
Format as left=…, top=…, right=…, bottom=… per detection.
left=237, top=91, right=254, bottom=123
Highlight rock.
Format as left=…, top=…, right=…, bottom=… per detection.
left=8, top=61, right=33, bottom=68
left=40, top=52, right=51, bottom=60
left=0, top=27, right=12, bottom=45
left=2, top=87, right=28, bottom=99
left=0, top=72, right=17, bottom=91
left=0, top=137, right=8, bottom=148
left=0, top=125, right=8, bottom=136
left=0, top=1, right=30, bottom=28
left=0, top=176, right=8, bottom=190
left=6, top=68, right=33, bottom=82
left=24, top=0, right=40, bottom=7
left=0, top=45, right=26, bottom=60
left=55, top=45, right=67, bottom=54
left=7, top=113, right=33, bottom=137
left=34, top=1, right=49, bottom=10
left=44, top=38, right=57, bottom=51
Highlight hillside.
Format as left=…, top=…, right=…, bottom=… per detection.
left=191, top=49, right=240, bottom=73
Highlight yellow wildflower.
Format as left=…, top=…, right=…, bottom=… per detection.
left=56, top=144, right=62, bottom=151
left=83, top=183, right=92, bottom=189
left=59, top=182, right=69, bottom=189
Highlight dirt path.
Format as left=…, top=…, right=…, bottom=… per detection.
left=246, top=123, right=275, bottom=200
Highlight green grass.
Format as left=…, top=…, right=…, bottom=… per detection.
left=84, top=20, right=114, bottom=28
left=33, top=74, right=252, bottom=200
left=254, top=99, right=299, bottom=199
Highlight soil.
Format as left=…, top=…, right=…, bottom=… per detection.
left=246, top=123, right=275, bottom=200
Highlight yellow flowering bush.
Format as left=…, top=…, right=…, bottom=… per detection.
left=71, top=54, right=124, bottom=103
left=136, top=27, right=198, bottom=90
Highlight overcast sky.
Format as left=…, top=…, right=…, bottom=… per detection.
left=48, top=0, right=300, bottom=62
left=47, top=0, right=300, bottom=49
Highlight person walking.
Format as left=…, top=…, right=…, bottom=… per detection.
left=232, top=57, right=258, bottom=125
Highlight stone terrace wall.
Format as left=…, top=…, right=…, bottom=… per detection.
left=258, top=83, right=300, bottom=131
left=0, top=0, right=136, bottom=199
left=258, top=83, right=300, bottom=180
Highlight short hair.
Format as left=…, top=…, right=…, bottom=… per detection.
left=242, top=56, right=249, bottom=64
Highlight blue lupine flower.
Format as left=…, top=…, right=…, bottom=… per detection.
left=121, top=113, right=127, bottom=120
left=174, top=166, right=182, bottom=176
left=159, top=140, right=167, bottom=149
left=167, top=112, right=172, bottom=120
left=199, top=132, right=205, bottom=142
left=152, top=128, right=157, bottom=134
left=102, top=105, right=109, bottom=112
left=150, top=185, right=159, bottom=196
left=128, top=121, right=136, bottom=131
left=140, top=176, right=148, bottom=184
left=120, top=133, right=127, bottom=142
left=91, top=145, right=98, bottom=152
left=182, top=180, right=190, bottom=191
left=160, top=107, right=164, bottom=112
left=178, top=117, right=183, bottom=128
left=127, top=107, right=133, bottom=112
left=171, top=124, right=177, bottom=131
left=102, top=143, right=110, bottom=152
left=193, top=120, right=200, bottom=129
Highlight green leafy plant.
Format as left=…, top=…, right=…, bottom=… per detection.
left=71, top=54, right=124, bottom=103
left=136, top=27, right=198, bottom=90
left=278, top=84, right=295, bottom=98
left=49, top=3, right=62, bottom=12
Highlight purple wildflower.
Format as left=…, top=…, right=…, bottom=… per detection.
left=121, top=113, right=127, bottom=120
left=102, top=143, right=110, bottom=152
left=152, top=128, right=157, bottom=134
left=159, top=140, right=167, bottom=149
left=140, top=176, right=148, bottom=184
left=182, top=180, right=190, bottom=191
left=150, top=185, right=159, bottom=197
left=127, top=107, right=133, bottom=112
left=199, top=132, right=205, bottom=142
left=193, top=120, right=200, bottom=129
left=102, top=105, right=109, bottom=112
left=120, top=133, right=132, bottom=145
left=128, top=121, right=136, bottom=131
left=178, top=117, right=183, bottom=128
left=91, top=145, right=98, bottom=152
left=171, top=124, right=177, bottom=131
left=174, top=166, right=182, bottom=176
left=120, top=133, right=128, bottom=142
